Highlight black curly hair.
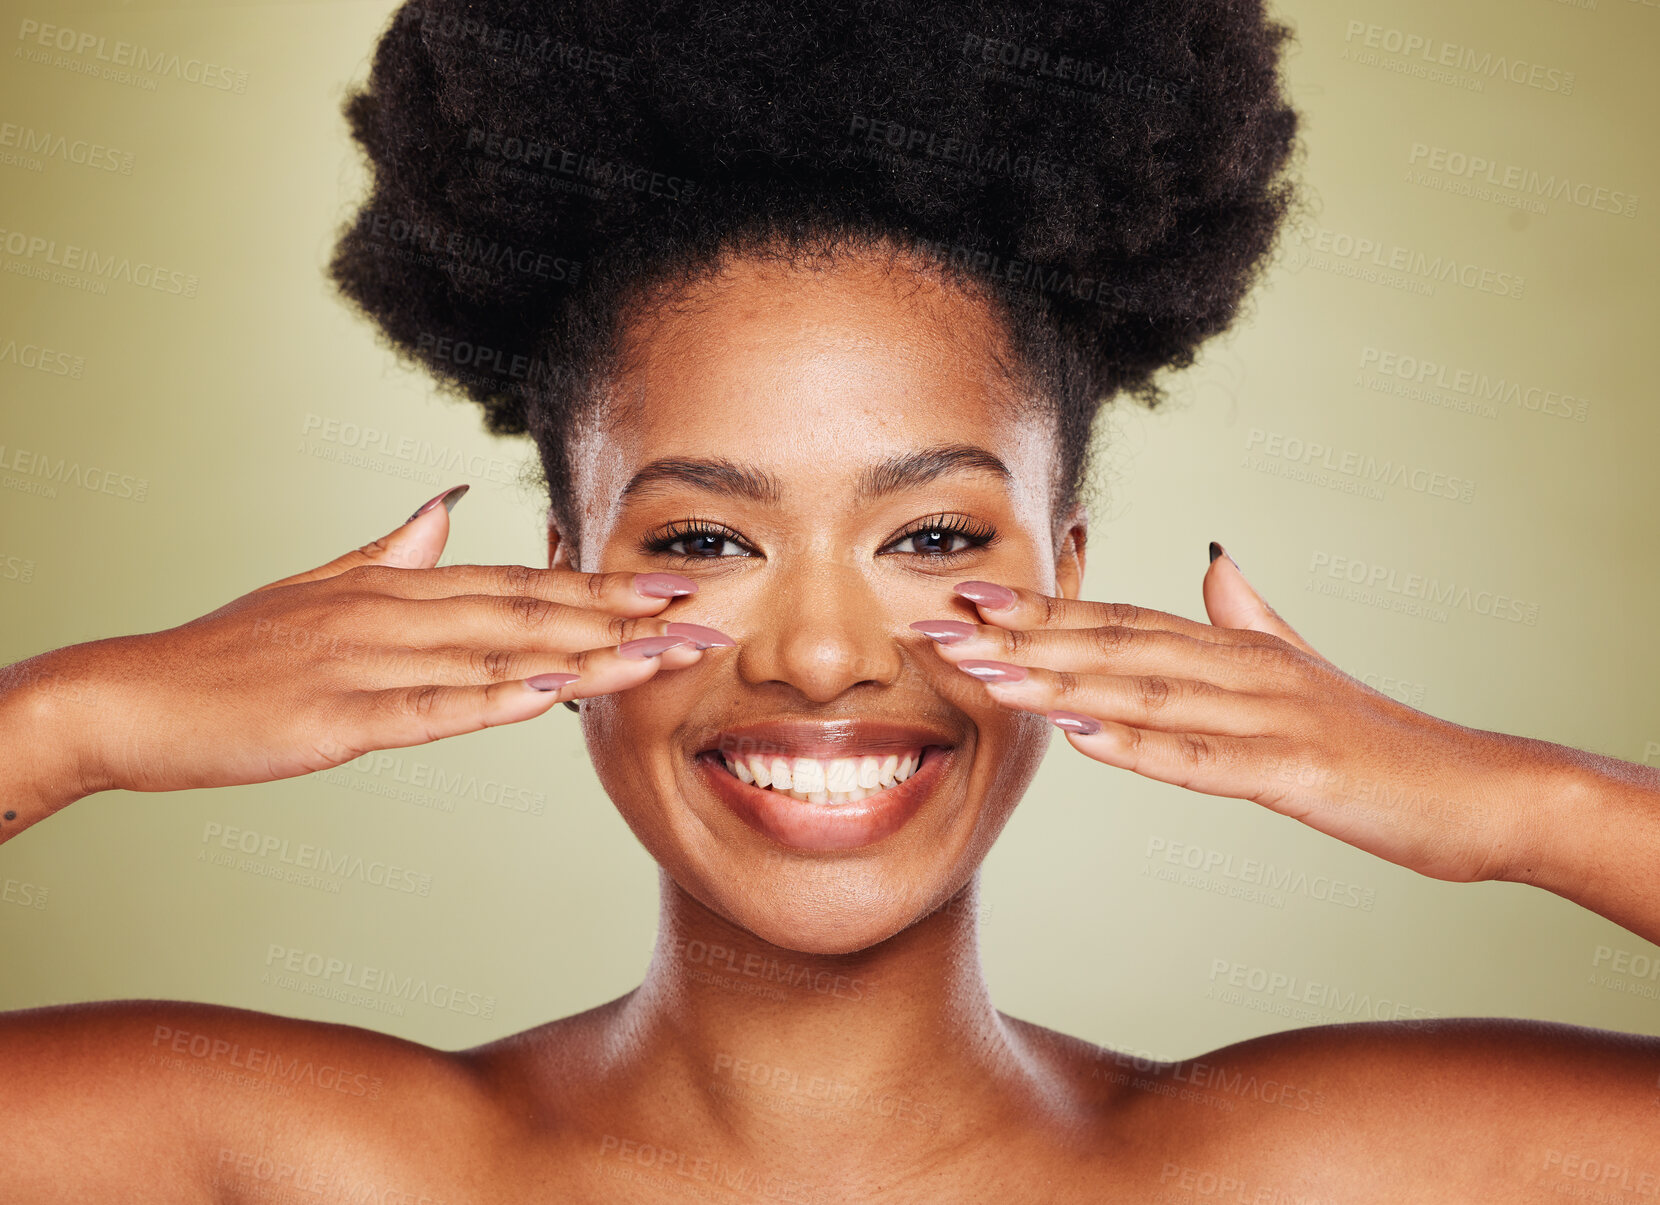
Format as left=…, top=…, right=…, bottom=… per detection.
left=328, top=0, right=1302, bottom=565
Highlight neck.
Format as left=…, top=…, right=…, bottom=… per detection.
left=603, top=871, right=1030, bottom=1160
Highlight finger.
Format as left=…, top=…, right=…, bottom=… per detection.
left=1047, top=717, right=1285, bottom=801
left=350, top=639, right=714, bottom=746
left=948, top=580, right=1233, bottom=644
left=320, top=630, right=726, bottom=690
left=272, top=587, right=732, bottom=673
left=256, top=484, right=469, bottom=593
left=333, top=671, right=575, bottom=754
left=1202, top=544, right=1323, bottom=660
left=321, top=562, right=698, bottom=618
left=947, top=659, right=1284, bottom=737
left=911, top=620, right=1291, bottom=691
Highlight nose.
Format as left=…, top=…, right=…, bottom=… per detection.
left=732, top=555, right=904, bottom=703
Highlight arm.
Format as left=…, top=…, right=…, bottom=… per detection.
left=911, top=547, right=1660, bottom=944
left=1502, top=743, right=1660, bottom=947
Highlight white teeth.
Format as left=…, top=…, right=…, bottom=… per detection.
left=826, top=758, right=858, bottom=791
left=790, top=758, right=826, bottom=793
left=718, top=748, right=929, bottom=804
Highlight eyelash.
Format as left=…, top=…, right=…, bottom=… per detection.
left=640, top=513, right=998, bottom=562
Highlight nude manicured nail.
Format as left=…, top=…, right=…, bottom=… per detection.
left=1047, top=710, right=1101, bottom=735
left=407, top=483, right=469, bottom=523
left=665, top=622, right=736, bottom=649
left=525, top=673, right=579, bottom=692
left=958, top=660, right=1027, bottom=683
left=635, top=572, right=698, bottom=598
left=618, top=634, right=696, bottom=659
left=952, top=581, right=1017, bottom=610
left=910, top=620, right=976, bottom=645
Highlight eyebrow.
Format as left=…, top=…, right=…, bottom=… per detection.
left=617, top=444, right=1013, bottom=507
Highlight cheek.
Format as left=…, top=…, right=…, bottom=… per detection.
left=582, top=669, right=694, bottom=789
left=992, top=710, right=1054, bottom=801
left=931, top=658, right=1052, bottom=822
left=577, top=698, right=673, bottom=844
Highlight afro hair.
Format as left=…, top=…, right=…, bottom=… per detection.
left=328, top=0, right=1302, bottom=554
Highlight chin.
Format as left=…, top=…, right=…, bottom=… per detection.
left=689, top=856, right=973, bottom=957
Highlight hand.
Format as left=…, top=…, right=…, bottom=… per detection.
left=12, top=484, right=733, bottom=806
left=910, top=548, right=1558, bottom=885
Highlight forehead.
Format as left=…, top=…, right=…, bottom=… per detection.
left=575, top=250, right=1055, bottom=511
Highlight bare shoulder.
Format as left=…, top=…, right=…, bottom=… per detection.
left=0, top=997, right=500, bottom=1203
left=1191, top=1014, right=1660, bottom=1134
left=1225, top=1017, right=1660, bottom=1197
left=1001, top=1012, right=1660, bottom=1200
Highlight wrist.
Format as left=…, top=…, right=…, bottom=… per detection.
left=0, top=649, right=108, bottom=821
left=1496, top=736, right=1660, bottom=897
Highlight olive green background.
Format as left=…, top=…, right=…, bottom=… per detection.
left=2, top=0, right=1658, bottom=1058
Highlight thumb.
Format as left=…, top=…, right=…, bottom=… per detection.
left=1201, top=541, right=1323, bottom=660
left=256, top=483, right=469, bottom=592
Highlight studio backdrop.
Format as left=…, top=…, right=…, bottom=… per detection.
left=1, top=0, right=1657, bottom=1058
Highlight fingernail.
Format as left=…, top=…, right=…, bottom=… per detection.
left=953, top=581, right=1017, bottom=611
left=635, top=572, right=698, bottom=598
left=665, top=622, right=736, bottom=649
left=1209, top=541, right=1240, bottom=572
left=910, top=620, right=976, bottom=645
left=618, top=634, right=695, bottom=659
left=1047, top=710, right=1101, bottom=735
left=525, top=672, right=579, bottom=692
left=958, top=659, right=1027, bottom=683
left=407, top=484, right=469, bottom=523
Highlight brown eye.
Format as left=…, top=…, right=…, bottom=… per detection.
left=643, top=520, right=756, bottom=559
left=881, top=515, right=996, bottom=558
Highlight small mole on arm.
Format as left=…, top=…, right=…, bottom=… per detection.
left=3, top=811, right=16, bottom=821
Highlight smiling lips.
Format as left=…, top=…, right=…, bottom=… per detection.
left=694, top=720, right=955, bottom=850
left=697, top=748, right=946, bottom=850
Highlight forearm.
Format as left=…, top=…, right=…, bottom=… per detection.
left=1500, top=737, right=1660, bottom=946
left=0, top=649, right=104, bottom=842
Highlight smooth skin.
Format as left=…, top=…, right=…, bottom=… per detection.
left=2, top=241, right=1659, bottom=1203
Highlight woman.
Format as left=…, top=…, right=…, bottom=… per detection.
left=3, top=0, right=1656, bottom=1198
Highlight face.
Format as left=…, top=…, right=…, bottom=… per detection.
left=549, top=244, right=1086, bottom=955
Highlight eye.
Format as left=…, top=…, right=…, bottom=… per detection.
left=642, top=519, right=756, bottom=559
left=640, top=514, right=998, bottom=561
left=881, top=514, right=997, bottom=559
